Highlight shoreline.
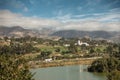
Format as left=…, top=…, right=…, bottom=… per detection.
left=29, top=57, right=102, bottom=68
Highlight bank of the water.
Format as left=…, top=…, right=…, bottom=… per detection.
left=31, top=65, right=106, bottom=80
left=29, top=57, right=101, bottom=68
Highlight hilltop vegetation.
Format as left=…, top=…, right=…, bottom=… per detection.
left=0, top=36, right=119, bottom=59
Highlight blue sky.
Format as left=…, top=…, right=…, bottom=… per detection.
left=0, top=0, right=120, bottom=31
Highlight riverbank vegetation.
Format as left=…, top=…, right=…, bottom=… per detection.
left=88, top=43, right=120, bottom=80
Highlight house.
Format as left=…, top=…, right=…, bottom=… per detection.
left=45, top=58, right=52, bottom=62
left=64, top=44, right=70, bottom=47
left=78, top=40, right=89, bottom=46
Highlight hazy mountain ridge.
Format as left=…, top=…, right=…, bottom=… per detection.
left=0, top=26, right=40, bottom=37
left=51, top=30, right=120, bottom=42
left=0, top=26, right=119, bottom=43
left=0, top=26, right=56, bottom=38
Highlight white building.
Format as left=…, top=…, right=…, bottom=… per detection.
left=45, top=58, right=52, bottom=62
left=64, top=44, right=70, bottom=47
left=78, top=40, right=89, bottom=46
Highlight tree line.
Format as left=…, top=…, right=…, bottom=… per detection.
left=87, top=44, right=120, bottom=80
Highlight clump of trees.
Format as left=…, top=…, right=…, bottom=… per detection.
left=88, top=57, right=120, bottom=72
left=68, top=43, right=78, bottom=54
left=0, top=42, right=40, bottom=55
left=88, top=57, right=120, bottom=80
left=0, top=54, right=34, bottom=80
left=87, top=43, right=120, bottom=80
left=107, top=70, right=120, bottom=80
left=40, top=50, right=52, bottom=59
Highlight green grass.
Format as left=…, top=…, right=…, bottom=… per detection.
left=94, top=45, right=107, bottom=52
left=34, top=44, right=68, bottom=53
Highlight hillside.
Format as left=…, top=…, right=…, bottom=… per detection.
left=0, top=26, right=40, bottom=37
left=0, top=26, right=119, bottom=43
left=51, top=30, right=120, bottom=42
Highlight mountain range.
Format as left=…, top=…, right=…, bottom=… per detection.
left=0, top=26, right=40, bottom=38
left=51, top=30, right=119, bottom=38
left=51, top=30, right=120, bottom=42
left=0, top=26, right=119, bottom=42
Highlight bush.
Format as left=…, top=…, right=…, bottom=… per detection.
left=0, top=54, right=34, bottom=80
left=40, top=50, right=52, bottom=58
left=107, top=70, right=120, bottom=80
left=88, top=57, right=120, bottom=72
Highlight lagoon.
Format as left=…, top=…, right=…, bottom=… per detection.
left=31, top=65, right=106, bottom=80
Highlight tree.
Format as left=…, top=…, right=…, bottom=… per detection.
left=81, top=44, right=87, bottom=51
left=89, top=48, right=95, bottom=54
left=40, top=50, right=52, bottom=59
left=107, top=70, right=120, bottom=80
left=0, top=54, right=34, bottom=80
left=55, top=48, right=60, bottom=52
left=4, top=36, right=9, bottom=41
left=0, top=42, right=39, bottom=55
left=88, top=57, right=120, bottom=72
left=106, top=45, right=113, bottom=54
left=68, top=43, right=78, bottom=54
left=87, top=43, right=120, bottom=80
left=96, top=48, right=101, bottom=53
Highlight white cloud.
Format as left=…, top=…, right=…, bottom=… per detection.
left=23, top=7, right=29, bottom=12
left=9, top=0, right=25, bottom=9
left=0, top=10, right=60, bottom=28
left=55, top=12, right=120, bottom=23
left=55, top=14, right=72, bottom=22
left=77, top=6, right=82, bottom=11
left=109, top=8, right=120, bottom=12
left=98, top=13, right=120, bottom=22
left=29, top=0, right=35, bottom=4
left=60, top=21, right=120, bottom=31
left=57, top=10, right=63, bottom=16
left=86, top=0, right=100, bottom=7
left=7, top=0, right=29, bottom=12
left=0, top=10, right=119, bottom=31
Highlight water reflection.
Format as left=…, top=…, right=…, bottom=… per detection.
left=31, top=65, right=106, bottom=80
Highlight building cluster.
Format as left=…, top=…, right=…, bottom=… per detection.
left=77, top=40, right=89, bottom=46
left=64, top=40, right=89, bottom=47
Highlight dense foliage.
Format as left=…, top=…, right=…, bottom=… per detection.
left=88, top=57, right=120, bottom=72
left=107, top=70, right=120, bottom=80
left=88, top=43, right=120, bottom=80
left=0, top=43, right=39, bottom=55
left=40, top=50, right=52, bottom=59
left=0, top=54, right=34, bottom=80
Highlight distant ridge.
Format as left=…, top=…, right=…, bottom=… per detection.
left=0, top=26, right=40, bottom=37
left=51, top=30, right=120, bottom=42
left=0, top=26, right=119, bottom=43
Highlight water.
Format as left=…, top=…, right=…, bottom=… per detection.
left=31, top=65, right=106, bottom=80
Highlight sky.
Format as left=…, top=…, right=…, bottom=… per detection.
left=0, top=0, right=120, bottom=31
